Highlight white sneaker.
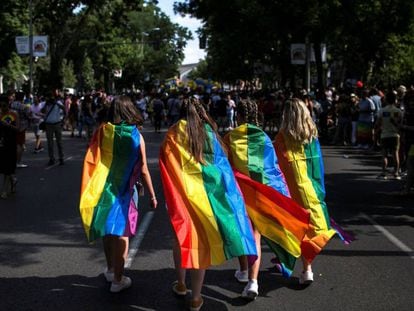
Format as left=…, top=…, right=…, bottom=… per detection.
left=103, top=269, right=114, bottom=282
left=16, top=163, right=28, bottom=168
left=234, top=270, right=248, bottom=283
left=299, top=270, right=314, bottom=285
left=241, top=280, right=258, bottom=300
left=110, top=276, right=132, bottom=293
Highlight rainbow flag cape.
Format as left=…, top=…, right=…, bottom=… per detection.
left=79, top=123, right=141, bottom=242
left=275, top=132, right=353, bottom=263
left=225, top=124, right=310, bottom=276
left=159, top=120, right=257, bottom=269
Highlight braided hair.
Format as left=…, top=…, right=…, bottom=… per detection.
left=238, top=98, right=259, bottom=126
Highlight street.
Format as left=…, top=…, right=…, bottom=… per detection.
left=0, top=123, right=413, bottom=311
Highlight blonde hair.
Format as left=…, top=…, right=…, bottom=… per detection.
left=280, top=98, right=318, bottom=144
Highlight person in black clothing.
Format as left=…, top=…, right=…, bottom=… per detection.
left=0, top=95, right=19, bottom=198
left=152, top=93, right=164, bottom=133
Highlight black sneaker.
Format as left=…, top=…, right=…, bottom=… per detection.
left=59, top=159, right=64, bottom=165
left=47, top=159, right=55, bottom=166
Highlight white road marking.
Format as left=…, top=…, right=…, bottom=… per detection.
left=360, top=213, right=414, bottom=259
left=125, top=211, right=155, bottom=268
left=45, top=156, right=73, bottom=170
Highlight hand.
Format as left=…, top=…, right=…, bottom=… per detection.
left=150, top=196, right=158, bottom=209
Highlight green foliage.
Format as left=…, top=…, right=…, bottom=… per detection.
left=81, top=57, right=96, bottom=91
left=0, top=0, right=29, bottom=67
left=61, top=59, right=77, bottom=88
left=187, top=59, right=209, bottom=80
left=0, top=52, right=27, bottom=89
left=175, top=0, right=414, bottom=88
left=0, top=0, right=190, bottom=93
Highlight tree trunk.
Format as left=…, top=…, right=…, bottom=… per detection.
left=313, top=36, right=324, bottom=90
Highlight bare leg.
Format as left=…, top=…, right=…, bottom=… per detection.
left=173, top=236, right=186, bottom=286
left=35, top=134, right=41, bottom=149
left=103, top=236, right=114, bottom=272
left=393, top=150, right=400, bottom=175
left=248, top=229, right=261, bottom=281
left=190, top=269, right=205, bottom=302
left=382, top=150, right=388, bottom=173
left=238, top=256, right=248, bottom=272
left=113, top=236, right=129, bottom=282
left=302, top=257, right=312, bottom=272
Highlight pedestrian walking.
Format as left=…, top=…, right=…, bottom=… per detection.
left=10, top=91, right=31, bottom=168
left=274, top=98, right=352, bottom=284
left=225, top=93, right=236, bottom=130
left=43, top=89, right=66, bottom=165
left=29, top=96, right=45, bottom=153
left=80, top=94, right=95, bottom=141
left=356, top=89, right=376, bottom=149
left=79, top=95, right=157, bottom=293
left=0, top=95, right=18, bottom=199
left=159, top=96, right=257, bottom=311
left=152, top=94, right=164, bottom=133
left=400, top=89, right=414, bottom=195
left=375, top=91, right=403, bottom=180
left=224, top=96, right=310, bottom=300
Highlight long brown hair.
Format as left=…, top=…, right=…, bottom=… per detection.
left=180, top=96, right=219, bottom=164
left=108, top=95, right=143, bottom=126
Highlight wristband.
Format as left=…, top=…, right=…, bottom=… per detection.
left=151, top=197, right=157, bottom=201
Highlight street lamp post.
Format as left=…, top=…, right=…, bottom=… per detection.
left=139, top=27, right=160, bottom=90
left=29, top=0, right=34, bottom=94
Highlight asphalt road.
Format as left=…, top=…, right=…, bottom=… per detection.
left=0, top=122, right=413, bottom=311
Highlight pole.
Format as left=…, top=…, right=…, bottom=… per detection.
left=29, top=0, right=33, bottom=94
left=305, top=35, right=311, bottom=92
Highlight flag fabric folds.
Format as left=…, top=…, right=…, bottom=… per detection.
left=225, top=124, right=311, bottom=276
left=79, top=123, right=142, bottom=242
left=275, top=132, right=352, bottom=263
left=159, top=120, right=257, bottom=269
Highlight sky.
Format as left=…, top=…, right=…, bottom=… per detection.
left=157, top=1, right=206, bottom=64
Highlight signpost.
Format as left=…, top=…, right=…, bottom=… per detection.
left=14, top=0, right=48, bottom=94
left=291, top=41, right=327, bottom=91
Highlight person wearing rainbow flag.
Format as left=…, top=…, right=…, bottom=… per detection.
left=79, top=96, right=157, bottom=293
left=274, top=98, right=353, bottom=284
left=224, top=95, right=311, bottom=299
left=159, top=96, right=257, bottom=311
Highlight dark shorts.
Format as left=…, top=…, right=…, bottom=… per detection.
left=381, top=136, right=399, bottom=153
left=16, top=131, right=26, bottom=145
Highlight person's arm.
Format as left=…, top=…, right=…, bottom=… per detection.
left=139, top=134, right=157, bottom=209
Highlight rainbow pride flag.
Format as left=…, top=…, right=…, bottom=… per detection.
left=79, top=123, right=141, bottom=242
left=225, top=124, right=310, bottom=276
left=275, top=132, right=352, bottom=263
left=159, top=120, right=257, bottom=269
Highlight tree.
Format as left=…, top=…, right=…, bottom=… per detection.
left=80, top=56, right=96, bottom=91
left=61, top=59, right=77, bottom=88
left=0, top=52, right=27, bottom=90
left=175, top=0, right=414, bottom=89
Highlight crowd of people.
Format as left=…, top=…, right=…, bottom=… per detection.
left=1, top=83, right=413, bottom=310
left=138, top=84, right=413, bottom=190
left=1, top=84, right=412, bottom=197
